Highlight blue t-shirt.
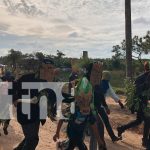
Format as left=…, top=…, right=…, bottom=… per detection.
left=100, top=80, right=109, bottom=94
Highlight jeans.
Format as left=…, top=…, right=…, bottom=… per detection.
left=143, top=116, right=150, bottom=148
left=98, top=107, right=116, bottom=140
left=120, top=111, right=144, bottom=131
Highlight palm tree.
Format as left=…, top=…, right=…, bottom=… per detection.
left=125, top=0, right=133, bottom=78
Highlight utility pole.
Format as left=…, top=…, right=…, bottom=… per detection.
left=125, top=0, right=133, bottom=78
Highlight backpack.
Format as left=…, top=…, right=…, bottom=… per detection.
left=75, top=77, right=93, bottom=115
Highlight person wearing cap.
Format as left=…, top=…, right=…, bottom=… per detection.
left=13, top=58, right=58, bottom=150
left=117, top=61, right=150, bottom=149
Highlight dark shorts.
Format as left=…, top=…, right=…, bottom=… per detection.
left=67, top=113, right=96, bottom=139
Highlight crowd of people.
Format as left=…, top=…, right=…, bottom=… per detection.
left=0, top=58, right=150, bottom=150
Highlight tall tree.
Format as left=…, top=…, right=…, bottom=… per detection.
left=125, top=0, right=133, bottom=78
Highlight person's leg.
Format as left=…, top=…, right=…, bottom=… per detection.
left=13, top=139, right=26, bottom=150
left=148, top=134, right=150, bottom=150
left=143, top=119, right=149, bottom=146
left=98, top=107, right=119, bottom=142
left=65, top=139, right=76, bottom=150
left=66, top=136, right=87, bottom=150
left=89, top=114, right=105, bottom=150
left=77, top=140, right=88, bottom=150
left=97, top=114, right=105, bottom=139
left=142, top=117, right=150, bottom=149
left=117, top=111, right=144, bottom=137
left=66, top=119, right=81, bottom=150
left=21, top=121, right=40, bottom=150
left=90, top=127, right=98, bottom=150
left=3, top=119, right=10, bottom=135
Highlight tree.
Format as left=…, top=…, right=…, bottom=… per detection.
left=112, top=31, right=150, bottom=70
left=34, top=52, right=45, bottom=61
left=54, top=50, right=65, bottom=67
left=125, top=0, right=133, bottom=78
left=7, top=49, right=23, bottom=72
left=142, top=31, right=150, bottom=53
left=56, top=50, right=65, bottom=59
left=112, top=45, right=124, bottom=59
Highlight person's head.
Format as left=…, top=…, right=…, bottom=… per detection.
left=85, top=61, right=103, bottom=87
left=102, top=71, right=111, bottom=81
left=39, top=58, right=58, bottom=82
left=144, top=61, right=150, bottom=72
left=2, top=71, right=14, bottom=82
left=72, top=64, right=79, bottom=74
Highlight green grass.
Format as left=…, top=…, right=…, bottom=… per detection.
left=59, top=70, right=126, bottom=88
left=110, top=70, right=126, bottom=95
left=110, top=70, right=126, bottom=88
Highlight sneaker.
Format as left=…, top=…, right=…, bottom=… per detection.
left=117, top=126, right=124, bottom=137
left=112, top=136, right=122, bottom=143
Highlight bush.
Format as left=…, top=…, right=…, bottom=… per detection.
left=125, top=79, right=140, bottom=111
left=115, top=88, right=125, bottom=95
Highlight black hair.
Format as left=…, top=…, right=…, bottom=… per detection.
left=36, top=58, right=54, bottom=78
left=38, top=58, right=54, bottom=70
left=41, top=58, right=54, bottom=65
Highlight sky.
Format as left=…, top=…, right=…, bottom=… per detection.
left=0, top=0, right=150, bottom=58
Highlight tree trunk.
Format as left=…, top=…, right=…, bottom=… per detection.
left=125, top=0, right=133, bottom=78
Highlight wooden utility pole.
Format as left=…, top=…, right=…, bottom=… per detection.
left=125, top=0, right=133, bottom=78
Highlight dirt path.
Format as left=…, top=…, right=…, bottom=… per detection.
left=0, top=98, right=146, bottom=150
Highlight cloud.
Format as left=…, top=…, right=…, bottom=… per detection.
left=68, top=32, right=79, bottom=38
left=3, top=0, right=45, bottom=16
left=0, top=22, right=10, bottom=31
left=133, top=17, right=150, bottom=25
left=0, top=0, right=150, bottom=58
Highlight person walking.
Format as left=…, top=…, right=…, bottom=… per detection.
left=117, top=61, right=150, bottom=149
left=13, top=59, right=57, bottom=150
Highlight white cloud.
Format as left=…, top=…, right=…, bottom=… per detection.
left=0, top=0, right=150, bottom=58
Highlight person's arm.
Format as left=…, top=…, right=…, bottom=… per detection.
left=53, top=119, right=64, bottom=142
left=17, top=96, right=38, bottom=104
left=106, top=83, right=124, bottom=109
